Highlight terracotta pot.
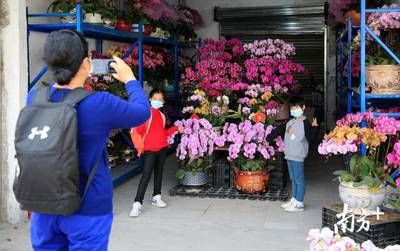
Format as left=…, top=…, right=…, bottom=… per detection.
left=235, top=170, right=269, bottom=193
left=366, top=65, right=400, bottom=94
left=344, top=10, right=361, bottom=26
left=115, top=19, right=132, bottom=32
left=274, top=103, right=290, bottom=121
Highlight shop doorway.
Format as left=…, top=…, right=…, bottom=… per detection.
left=215, top=4, right=328, bottom=127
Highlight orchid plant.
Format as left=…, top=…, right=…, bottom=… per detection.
left=174, top=118, right=222, bottom=179
left=221, top=120, right=284, bottom=172
left=318, top=113, right=400, bottom=192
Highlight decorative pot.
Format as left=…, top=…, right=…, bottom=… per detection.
left=338, top=182, right=386, bottom=211
left=102, top=18, right=115, bottom=28
left=274, top=103, right=290, bottom=121
left=383, top=186, right=400, bottom=213
left=61, top=16, right=76, bottom=24
left=235, top=170, right=269, bottom=193
left=84, top=13, right=102, bottom=24
left=115, top=19, right=132, bottom=32
left=344, top=10, right=361, bottom=26
left=366, top=65, right=400, bottom=94
left=179, top=170, right=208, bottom=187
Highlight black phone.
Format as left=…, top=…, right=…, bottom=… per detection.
left=91, top=59, right=116, bottom=75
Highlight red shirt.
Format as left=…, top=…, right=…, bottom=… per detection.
left=136, top=108, right=177, bottom=152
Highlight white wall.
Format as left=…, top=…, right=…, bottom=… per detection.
left=186, top=0, right=326, bottom=39
left=1, top=0, right=28, bottom=223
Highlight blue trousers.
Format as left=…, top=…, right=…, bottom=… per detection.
left=287, top=160, right=305, bottom=202
left=31, top=212, right=113, bottom=251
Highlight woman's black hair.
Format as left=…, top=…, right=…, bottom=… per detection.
left=43, top=30, right=88, bottom=85
left=288, top=96, right=306, bottom=107
left=149, top=88, right=165, bottom=99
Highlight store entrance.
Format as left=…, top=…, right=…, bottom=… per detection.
left=215, top=3, right=327, bottom=127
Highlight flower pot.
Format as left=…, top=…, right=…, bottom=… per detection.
left=115, top=19, right=132, bottom=32
left=344, top=10, right=361, bottom=26
left=61, top=16, right=76, bottom=24
left=144, top=25, right=153, bottom=36
left=179, top=170, right=208, bottom=187
left=338, top=181, right=386, bottom=211
left=366, top=65, right=400, bottom=94
left=84, top=13, right=102, bottom=24
left=274, top=103, right=289, bottom=121
left=383, top=186, right=400, bottom=213
left=102, top=18, right=115, bottom=28
left=235, top=170, right=269, bottom=193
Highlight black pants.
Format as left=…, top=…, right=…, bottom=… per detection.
left=135, top=148, right=167, bottom=203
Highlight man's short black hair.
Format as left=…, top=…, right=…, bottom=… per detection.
left=288, top=96, right=306, bottom=107
left=149, top=88, right=165, bottom=99
left=43, top=30, right=88, bottom=85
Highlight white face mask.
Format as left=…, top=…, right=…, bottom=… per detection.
left=290, top=108, right=303, bottom=118
left=151, top=100, right=164, bottom=109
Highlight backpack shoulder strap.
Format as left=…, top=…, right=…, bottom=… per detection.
left=82, top=150, right=104, bottom=200
left=33, top=86, right=51, bottom=105
left=144, top=112, right=153, bottom=137
left=62, top=88, right=92, bottom=106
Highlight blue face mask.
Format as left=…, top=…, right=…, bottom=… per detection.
left=151, top=100, right=164, bottom=109
left=290, top=108, right=303, bottom=118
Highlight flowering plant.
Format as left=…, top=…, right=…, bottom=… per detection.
left=221, top=120, right=284, bottom=172
left=319, top=113, right=399, bottom=192
left=307, top=227, right=400, bottom=251
left=182, top=89, right=240, bottom=127
left=238, top=84, right=279, bottom=123
left=243, top=39, right=296, bottom=60
left=182, top=39, right=248, bottom=97
left=244, top=57, right=305, bottom=94
left=174, top=118, right=221, bottom=178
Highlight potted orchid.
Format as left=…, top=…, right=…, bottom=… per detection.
left=174, top=118, right=221, bottom=187
left=243, top=39, right=305, bottom=120
left=318, top=112, right=399, bottom=211
left=221, top=120, right=284, bottom=193
left=385, top=140, right=400, bottom=212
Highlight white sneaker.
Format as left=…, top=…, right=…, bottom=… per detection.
left=129, top=202, right=142, bottom=217
left=281, top=198, right=294, bottom=209
left=152, top=195, right=167, bottom=208
left=284, top=203, right=305, bottom=213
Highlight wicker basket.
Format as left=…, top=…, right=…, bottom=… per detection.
left=366, top=65, right=400, bottom=94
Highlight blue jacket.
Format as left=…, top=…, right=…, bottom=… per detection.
left=27, top=80, right=150, bottom=215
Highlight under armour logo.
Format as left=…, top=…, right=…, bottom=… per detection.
left=28, top=126, right=50, bottom=140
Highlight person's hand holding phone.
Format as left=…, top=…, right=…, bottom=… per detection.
left=109, top=56, right=136, bottom=84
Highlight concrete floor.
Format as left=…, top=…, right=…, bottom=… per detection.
left=0, top=154, right=342, bottom=251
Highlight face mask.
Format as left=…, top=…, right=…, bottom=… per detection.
left=151, top=100, right=164, bottom=109
left=290, top=108, right=303, bottom=118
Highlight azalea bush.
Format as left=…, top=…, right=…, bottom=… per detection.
left=221, top=120, right=284, bottom=172
left=318, top=113, right=400, bottom=192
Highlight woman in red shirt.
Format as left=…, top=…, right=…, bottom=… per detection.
left=129, top=89, right=178, bottom=217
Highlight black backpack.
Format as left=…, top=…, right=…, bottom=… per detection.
left=13, top=86, right=98, bottom=215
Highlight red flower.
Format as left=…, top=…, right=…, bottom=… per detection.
left=253, top=112, right=266, bottom=123
left=191, top=114, right=200, bottom=120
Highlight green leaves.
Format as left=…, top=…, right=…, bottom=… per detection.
left=176, top=169, right=186, bottom=180
left=335, top=154, right=387, bottom=191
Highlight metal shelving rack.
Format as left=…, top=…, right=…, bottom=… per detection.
left=26, top=4, right=199, bottom=187
left=337, top=0, right=400, bottom=118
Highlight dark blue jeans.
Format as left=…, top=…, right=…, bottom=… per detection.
left=287, top=160, right=305, bottom=202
